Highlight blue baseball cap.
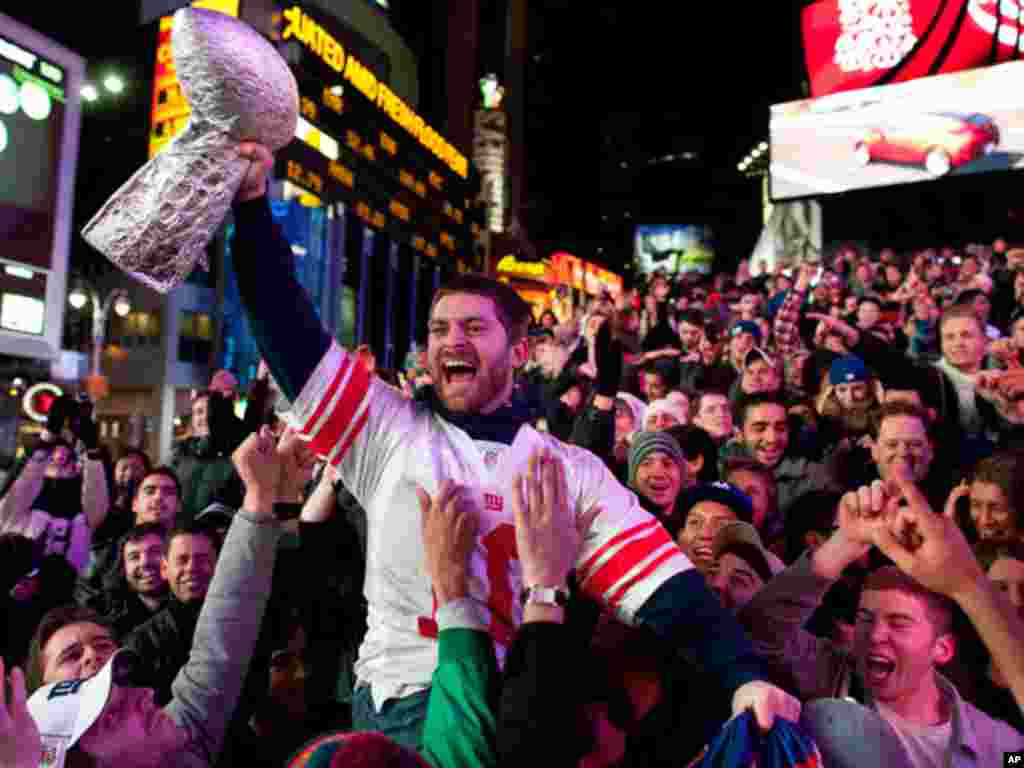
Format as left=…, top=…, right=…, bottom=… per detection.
left=730, top=320, right=762, bottom=344
left=828, top=355, right=869, bottom=386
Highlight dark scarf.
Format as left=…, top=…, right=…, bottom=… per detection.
left=415, top=385, right=536, bottom=445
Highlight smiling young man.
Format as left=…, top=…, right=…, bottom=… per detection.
left=75, top=523, right=170, bottom=637
left=673, top=482, right=754, bottom=576
left=627, top=431, right=687, bottom=522
left=741, top=481, right=1024, bottom=767
left=735, top=393, right=836, bottom=516
left=122, top=525, right=221, bottom=705
left=226, top=142, right=798, bottom=748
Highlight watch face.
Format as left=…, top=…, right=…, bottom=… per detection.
left=521, top=586, right=569, bottom=607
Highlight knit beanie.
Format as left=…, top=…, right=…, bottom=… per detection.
left=645, top=397, right=688, bottom=427
left=628, top=431, right=686, bottom=487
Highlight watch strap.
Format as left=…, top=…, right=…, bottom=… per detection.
left=520, top=585, right=570, bottom=607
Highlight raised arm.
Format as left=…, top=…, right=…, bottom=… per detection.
left=875, top=474, right=1024, bottom=713
left=738, top=484, right=879, bottom=699
left=231, top=143, right=332, bottom=403
left=80, top=454, right=110, bottom=531
left=165, top=428, right=285, bottom=766
left=417, top=480, right=498, bottom=768
left=0, top=449, right=46, bottom=534
left=773, top=264, right=814, bottom=358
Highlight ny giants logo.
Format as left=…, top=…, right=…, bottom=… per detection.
left=484, top=493, right=503, bottom=512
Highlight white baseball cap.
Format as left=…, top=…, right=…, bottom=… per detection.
left=27, top=650, right=138, bottom=767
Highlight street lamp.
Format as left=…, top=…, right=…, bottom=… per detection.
left=67, top=283, right=132, bottom=397
left=102, top=74, right=124, bottom=95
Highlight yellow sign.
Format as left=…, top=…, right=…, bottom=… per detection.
left=148, top=1, right=240, bottom=158
left=497, top=255, right=548, bottom=280
left=279, top=5, right=468, bottom=179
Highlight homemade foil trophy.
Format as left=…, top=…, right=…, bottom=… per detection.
left=81, top=8, right=298, bottom=292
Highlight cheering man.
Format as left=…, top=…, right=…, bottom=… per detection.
left=227, top=143, right=798, bottom=749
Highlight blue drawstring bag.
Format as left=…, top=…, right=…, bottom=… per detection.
left=690, top=711, right=822, bottom=768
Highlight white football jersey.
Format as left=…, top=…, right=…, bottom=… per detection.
left=290, top=340, right=693, bottom=709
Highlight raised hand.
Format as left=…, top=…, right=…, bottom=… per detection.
left=232, top=426, right=282, bottom=516
left=872, top=474, right=984, bottom=600
left=795, top=263, right=817, bottom=292
left=417, top=480, right=479, bottom=604
left=812, top=479, right=894, bottom=580
left=236, top=142, right=274, bottom=203
left=512, top=450, right=599, bottom=588
left=943, top=480, right=970, bottom=520
left=276, top=427, right=317, bottom=503
left=0, top=660, right=42, bottom=768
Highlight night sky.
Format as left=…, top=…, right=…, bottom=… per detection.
left=3, top=1, right=1018, bottom=283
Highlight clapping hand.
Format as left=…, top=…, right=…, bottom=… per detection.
left=417, top=480, right=479, bottom=605
left=512, top=450, right=599, bottom=589
left=0, top=660, right=41, bottom=768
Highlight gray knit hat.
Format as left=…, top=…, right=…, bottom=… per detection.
left=628, top=430, right=686, bottom=487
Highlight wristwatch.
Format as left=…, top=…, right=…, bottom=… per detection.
left=520, top=585, right=570, bottom=607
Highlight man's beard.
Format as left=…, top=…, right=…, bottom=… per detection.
left=841, top=404, right=873, bottom=433
left=434, top=351, right=513, bottom=413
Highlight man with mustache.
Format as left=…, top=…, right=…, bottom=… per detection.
left=226, top=142, right=799, bottom=748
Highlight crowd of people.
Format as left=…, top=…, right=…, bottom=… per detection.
left=2, top=142, right=1024, bottom=767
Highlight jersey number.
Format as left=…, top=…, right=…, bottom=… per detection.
left=417, top=522, right=519, bottom=645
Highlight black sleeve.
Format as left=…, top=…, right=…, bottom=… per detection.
left=230, top=197, right=332, bottom=402
left=498, top=622, right=581, bottom=767
left=635, top=569, right=766, bottom=696
left=241, top=377, right=271, bottom=436
left=568, top=397, right=615, bottom=468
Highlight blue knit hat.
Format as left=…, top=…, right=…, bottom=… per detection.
left=628, top=431, right=685, bottom=487
left=730, top=320, right=762, bottom=344
left=828, top=355, right=869, bottom=386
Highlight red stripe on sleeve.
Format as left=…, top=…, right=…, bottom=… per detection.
left=301, top=355, right=352, bottom=435
left=308, top=362, right=372, bottom=460
left=606, top=548, right=680, bottom=609
left=581, top=526, right=674, bottom=600
left=578, top=519, right=661, bottom=582
left=331, top=407, right=371, bottom=466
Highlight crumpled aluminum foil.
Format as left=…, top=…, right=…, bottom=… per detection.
left=82, top=8, right=298, bottom=293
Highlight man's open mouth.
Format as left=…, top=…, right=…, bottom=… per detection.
left=864, top=653, right=896, bottom=685
left=443, top=360, right=478, bottom=385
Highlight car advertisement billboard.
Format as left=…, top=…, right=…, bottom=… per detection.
left=770, top=60, right=1024, bottom=201
left=633, top=224, right=714, bottom=276
left=802, top=0, right=1024, bottom=98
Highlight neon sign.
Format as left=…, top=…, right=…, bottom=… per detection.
left=280, top=5, right=468, bottom=178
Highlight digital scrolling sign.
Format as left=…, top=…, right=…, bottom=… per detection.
left=272, top=5, right=482, bottom=267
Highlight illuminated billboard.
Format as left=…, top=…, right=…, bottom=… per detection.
left=633, top=225, right=714, bottom=276
left=148, top=0, right=239, bottom=158
left=0, top=13, right=83, bottom=361
left=770, top=60, right=1024, bottom=200
left=803, top=0, right=1024, bottom=98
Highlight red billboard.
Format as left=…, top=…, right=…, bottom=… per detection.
left=803, top=0, right=1024, bottom=97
